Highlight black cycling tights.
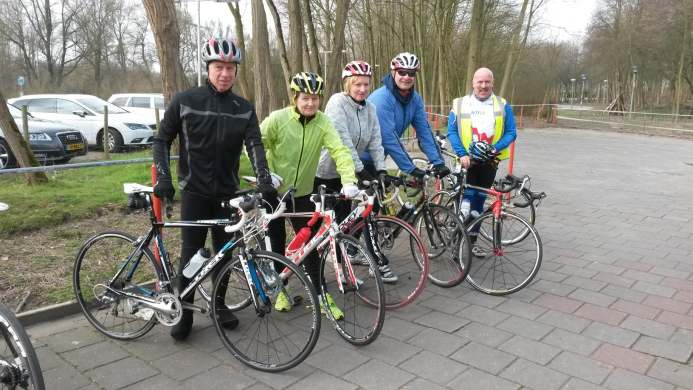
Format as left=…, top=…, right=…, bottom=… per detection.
left=180, top=190, right=232, bottom=309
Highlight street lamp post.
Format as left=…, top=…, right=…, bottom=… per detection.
left=570, top=78, right=576, bottom=106
left=579, top=74, right=587, bottom=105
left=629, top=65, right=638, bottom=115
left=603, top=80, right=608, bottom=104
left=319, top=50, right=332, bottom=80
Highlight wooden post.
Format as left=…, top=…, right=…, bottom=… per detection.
left=103, top=105, right=110, bottom=160
left=21, top=105, right=29, bottom=141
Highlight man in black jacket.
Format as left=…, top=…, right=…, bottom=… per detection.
left=152, top=37, right=276, bottom=340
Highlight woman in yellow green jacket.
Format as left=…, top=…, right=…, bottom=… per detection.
left=261, top=72, right=357, bottom=318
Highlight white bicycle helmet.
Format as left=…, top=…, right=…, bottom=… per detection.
left=202, top=37, right=242, bottom=64
left=341, top=60, right=372, bottom=79
left=390, top=52, right=420, bottom=70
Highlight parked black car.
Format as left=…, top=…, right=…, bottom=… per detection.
left=0, top=104, right=86, bottom=169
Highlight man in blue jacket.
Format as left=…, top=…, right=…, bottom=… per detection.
left=367, top=52, right=449, bottom=179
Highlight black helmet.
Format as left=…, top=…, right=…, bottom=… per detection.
left=290, top=72, right=325, bottom=95
left=470, top=141, right=498, bottom=162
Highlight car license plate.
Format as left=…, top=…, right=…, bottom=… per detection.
left=67, top=143, right=84, bottom=151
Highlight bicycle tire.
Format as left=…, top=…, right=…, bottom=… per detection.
left=0, top=303, right=45, bottom=390
left=349, top=216, right=428, bottom=309
left=480, top=190, right=536, bottom=244
left=212, top=250, right=320, bottom=372
left=466, top=211, right=542, bottom=295
left=73, top=231, right=159, bottom=340
left=320, top=233, right=385, bottom=345
left=415, top=204, right=472, bottom=288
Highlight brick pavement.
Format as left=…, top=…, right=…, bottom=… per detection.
left=25, top=128, right=693, bottom=389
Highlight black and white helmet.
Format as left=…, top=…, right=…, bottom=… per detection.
left=390, top=52, right=420, bottom=70
left=202, top=37, right=242, bottom=64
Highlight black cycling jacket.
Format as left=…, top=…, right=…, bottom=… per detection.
left=152, top=81, right=271, bottom=197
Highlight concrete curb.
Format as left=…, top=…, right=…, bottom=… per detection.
left=17, top=301, right=82, bottom=327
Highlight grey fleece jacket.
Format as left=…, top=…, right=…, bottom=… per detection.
left=317, top=92, right=387, bottom=179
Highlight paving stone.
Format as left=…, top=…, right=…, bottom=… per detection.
left=563, top=377, right=610, bottom=390
left=537, top=269, right=570, bottom=282
left=34, top=346, right=67, bottom=371
left=622, top=269, right=664, bottom=284
left=669, top=328, right=693, bottom=346
left=407, top=327, right=468, bottom=356
left=600, top=285, right=647, bottom=303
left=447, top=368, right=520, bottom=390
left=603, top=368, right=674, bottom=390
left=632, top=336, right=693, bottom=363
left=620, top=315, right=676, bottom=339
left=37, top=326, right=104, bottom=353
left=570, top=289, right=618, bottom=307
left=647, top=358, right=693, bottom=389
left=499, top=358, right=569, bottom=390
left=342, top=359, right=414, bottom=390
left=455, top=321, right=513, bottom=347
left=531, top=279, right=578, bottom=296
left=304, top=344, right=370, bottom=376
left=120, top=331, right=191, bottom=361
left=543, top=328, right=602, bottom=356
left=494, top=299, right=547, bottom=320
left=457, top=304, right=511, bottom=326
left=412, top=310, right=469, bottom=333
left=574, top=303, right=627, bottom=326
left=631, top=281, right=677, bottom=298
left=549, top=351, right=613, bottom=385
left=181, top=365, right=257, bottom=390
left=661, top=277, right=693, bottom=293
left=356, top=335, right=421, bottom=366
left=643, top=295, right=693, bottom=314
left=450, top=342, right=516, bottom=375
left=418, top=294, right=469, bottom=314
left=400, top=378, right=449, bottom=390
left=61, top=340, right=130, bottom=371
left=536, top=309, right=592, bottom=333
left=245, top=362, right=313, bottom=389
left=380, top=315, right=426, bottom=341
left=43, top=364, right=92, bottom=390
left=497, top=335, right=561, bottom=365
left=533, top=293, right=583, bottom=314
left=582, top=322, right=639, bottom=348
left=657, top=310, right=693, bottom=330
left=587, top=262, right=626, bottom=275
left=285, top=372, right=357, bottom=390
left=593, top=272, right=636, bottom=288
left=389, top=303, right=433, bottom=322
left=86, top=357, right=158, bottom=389
left=674, top=290, right=693, bottom=304
left=497, top=315, right=554, bottom=340
left=126, top=375, right=185, bottom=390
left=400, top=350, right=467, bottom=384
left=565, top=276, right=608, bottom=292
left=151, top=348, right=221, bottom=381
left=458, top=290, right=507, bottom=308
left=651, top=266, right=691, bottom=280
left=610, top=299, right=660, bottom=320
left=591, top=343, right=654, bottom=374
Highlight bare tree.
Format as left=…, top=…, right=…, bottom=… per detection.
left=0, top=90, right=47, bottom=184
left=325, top=0, right=351, bottom=97
left=288, top=0, right=304, bottom=72
left=265, top=0, right=293, bottom=100
left=499, top=0, right=529, bottom=97
left=465, top=0, right=485, bottom=92
left=251, top=0, right=273, bottom=119
left=227, top=1, right=252, bottom=100
left=302, top=0, right=321, bottom=72
left=142, top=0, right=190, bottom=104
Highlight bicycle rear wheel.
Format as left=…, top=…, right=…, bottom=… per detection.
left=415, top=204, right=472, bottom=288
left=0, top=303, right=44, bottom=390
left=212, top=250, right=320, bottom=372
left=466, top=211, right=542, bottom=295
left=349, top=216, right=428, bottom=309
left=321, top=234, right=385, bottom=345
left=73, top=231, right=159, bottom=340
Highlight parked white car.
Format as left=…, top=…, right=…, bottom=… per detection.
left=108, top=93, right=165, bottom=123
left=8, top=94, right=155, bottom=152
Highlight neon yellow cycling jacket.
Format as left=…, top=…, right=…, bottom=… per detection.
left=261, top=107, right=356, bottom=197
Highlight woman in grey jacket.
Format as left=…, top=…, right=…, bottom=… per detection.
left=315, top=60, right=398, bottom=283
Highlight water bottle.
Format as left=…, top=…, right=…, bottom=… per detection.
left=183, top=248, right=211, bottom=278
left=396, top=201, right=415, bottom=222
left=460, top=199, right=471, bottom=221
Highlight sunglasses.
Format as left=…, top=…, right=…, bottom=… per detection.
left=396, top=70, right=417, bottom=77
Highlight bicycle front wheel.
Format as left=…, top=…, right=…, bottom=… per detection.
left=415, top=204, right=472, bottom=288
left=466, top=211, right=542, bottom=295
left=73, top=231, right=160, bottom=340
left=481, top=191, right=536, bottom=244
left=321, top=234, right=385, bottom=345
left=0, top=303, right=44, bottom=390
left=349, top=216, right=428, bottom=309
left=212, top=250, right=320, bottom=372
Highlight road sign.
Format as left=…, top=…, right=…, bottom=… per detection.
left=17, top=76, right=25, bottom=87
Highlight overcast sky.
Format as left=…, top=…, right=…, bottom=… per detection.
left=182, top=0, right=600, bottom=43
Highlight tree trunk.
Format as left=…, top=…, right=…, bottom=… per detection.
left=227, top=1, right=252, bottom=100
left=326, top=0, right=351, bottom=97
left=673, top=1, right=689, bottom=120
left=302, top=0, right=321, bottom=72
left=265, top=0, right=293, bottom=101
left=0, top=91, right=47, bottom=184
left=465, top=0, right=484, bottom=92
left=288, top=0, right=304, bottom=73
left=142, top=0, right=190, bottom=105
left=499, top=0, right=529, bottom=97
left=251, top=0, right=273, bottom=119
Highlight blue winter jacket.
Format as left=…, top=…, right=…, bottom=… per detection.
left=366, top=74, right=443, bottom=173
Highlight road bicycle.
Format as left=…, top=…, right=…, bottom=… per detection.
left=0, top=203, right=45, bottom=389
left=443, top=169, right=544, bottom=295
left=271, top=185, right=385, bottom=345
left=73, top=185, right=321, bottom=372
left=380, top=174, right=472, bottom=288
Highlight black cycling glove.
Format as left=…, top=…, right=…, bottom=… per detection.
left=433, top=164, right=451, bottom=179
left=153, top=178, right=175, bottom=200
